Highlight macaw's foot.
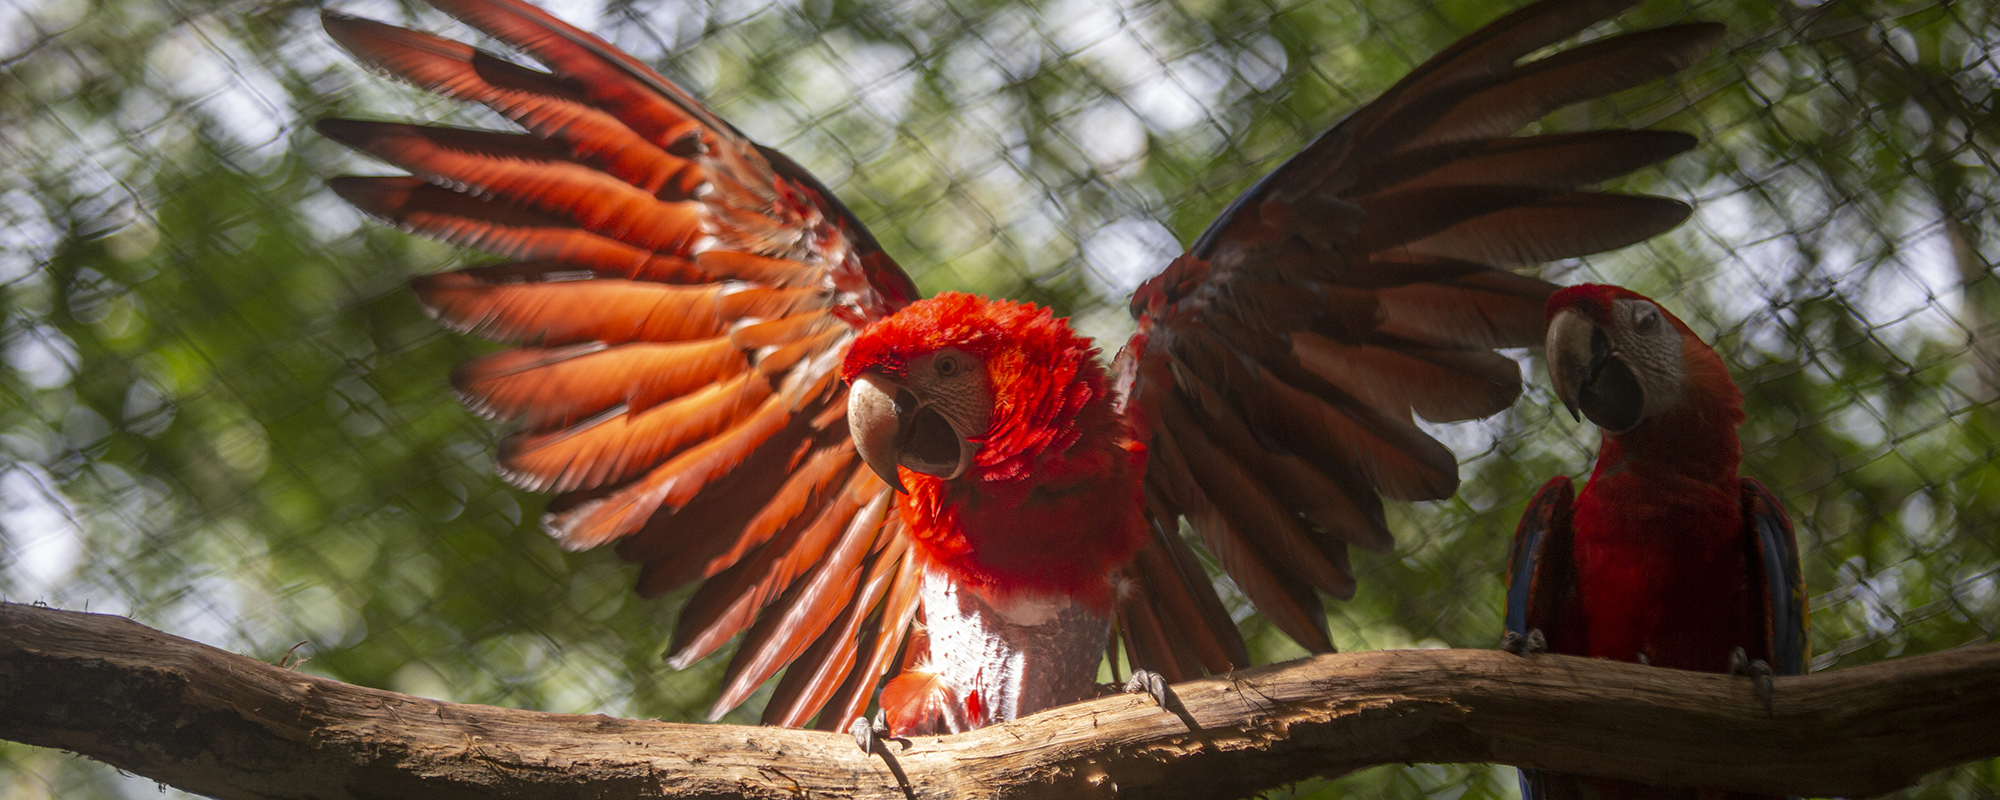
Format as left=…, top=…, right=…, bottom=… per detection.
left=850, top=711, right=895, bottom=755
left=1123, top=669, right=1175, bottom=710
left=1501, top=629, right=1548, bottom=656
left=1123, top=668, right=1202, bottom=731
left=1728, top=646, right=1777, bottom=708
left=850, top=711, right=917, bottom=799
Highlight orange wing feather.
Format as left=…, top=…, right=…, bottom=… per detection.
left=452, top=338, right=748, bottom=428
left=324, top=0, right=914, bottom=729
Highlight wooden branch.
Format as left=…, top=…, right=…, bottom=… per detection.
left=1, top=601, right=1995, bottom=800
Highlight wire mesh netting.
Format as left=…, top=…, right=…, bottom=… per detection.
left=1, top=0, right=1997, bottom=796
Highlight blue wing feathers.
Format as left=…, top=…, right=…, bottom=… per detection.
left=1506, top=475, right=1574, bottom=800
left=1741, top=477, right=1808, bottom=676
left=1506, top=476, right=1575, bottom=638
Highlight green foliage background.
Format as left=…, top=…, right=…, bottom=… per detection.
left=1, top=0, right=1995, bottom=796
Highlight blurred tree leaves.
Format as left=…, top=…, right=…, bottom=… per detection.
left=0, top=0, right=1994, bottom=797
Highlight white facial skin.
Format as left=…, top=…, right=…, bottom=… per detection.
left=1606, top=298, right=1686, bottom=426
left=904, top=348, right=992, bottom=446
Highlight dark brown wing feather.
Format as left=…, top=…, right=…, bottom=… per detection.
left=1117, top=506, right=1253, bottom=683
left=1117, top=0, right=1718, bottom=670
left=323, top=0, right=916, bottom=728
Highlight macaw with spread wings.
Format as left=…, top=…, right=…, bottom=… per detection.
left=320, top=0, right=1721, bottom=735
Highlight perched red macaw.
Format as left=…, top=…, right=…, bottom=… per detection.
left=320, top=0, right=1723, bottom=736
left=1506, top=284, right=1808, bottom=799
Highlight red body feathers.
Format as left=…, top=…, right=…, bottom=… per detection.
left=1511, top=285, right=1805, bottom=799
left=1558, top=285, right=1762, bottom=672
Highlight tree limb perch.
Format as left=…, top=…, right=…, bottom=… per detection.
left=1, top=601, right=1995, bottom=799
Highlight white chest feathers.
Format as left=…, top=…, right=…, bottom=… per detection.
left=915, top=566, right=1112, bottom=732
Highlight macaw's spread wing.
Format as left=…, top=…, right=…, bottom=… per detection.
left=1118, top=0, right=1722, bottom=668
left=320, top=0, right=924, bottom=728
left=1742, top=477, right=1808, bottom=676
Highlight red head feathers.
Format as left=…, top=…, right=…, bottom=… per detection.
left=842, top=292, right=1146, bottom=605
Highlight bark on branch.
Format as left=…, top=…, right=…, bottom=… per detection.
left=1, top=601, right=1995, bottom=800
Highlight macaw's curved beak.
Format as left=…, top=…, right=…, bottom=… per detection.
left=1545, top=308, right=1644, bottom=434
left=847, top=373, right=980, bottom=493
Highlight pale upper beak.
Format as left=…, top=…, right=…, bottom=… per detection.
left=848, top=374, right=909, bottom=492
left=1544, top=307, right=1644, bottom=434
left=847, top=372, right=981, bottom=493
left=1545, top=308, right=1595, bottom=424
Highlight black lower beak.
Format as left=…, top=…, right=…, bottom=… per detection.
left=1547, top=309, right=1645, bottom=434
left=1577, top=334, right=1643, bottom=433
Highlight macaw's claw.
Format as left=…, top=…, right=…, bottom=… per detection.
left=1751, top=662, right=1776, bottom=708
left=1727, top=645, right=1749, bottom=676
left=1728, top=646, right=1777, bottom=709
left=1124, top=669, right=1174, bottom=709
left=848, top=715, right=876, bottom=754
left=1501, top=629, right=1549, bottom=656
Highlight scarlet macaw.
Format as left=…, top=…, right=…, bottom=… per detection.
left=319, top=0, right=1723, bottom=735
left=1506, top=284, right=1808, bottom=798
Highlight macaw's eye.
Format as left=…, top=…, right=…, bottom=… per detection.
left=935, top=354, right=960, bottom=377
left=1635, top=306, right=1661, bottom=333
